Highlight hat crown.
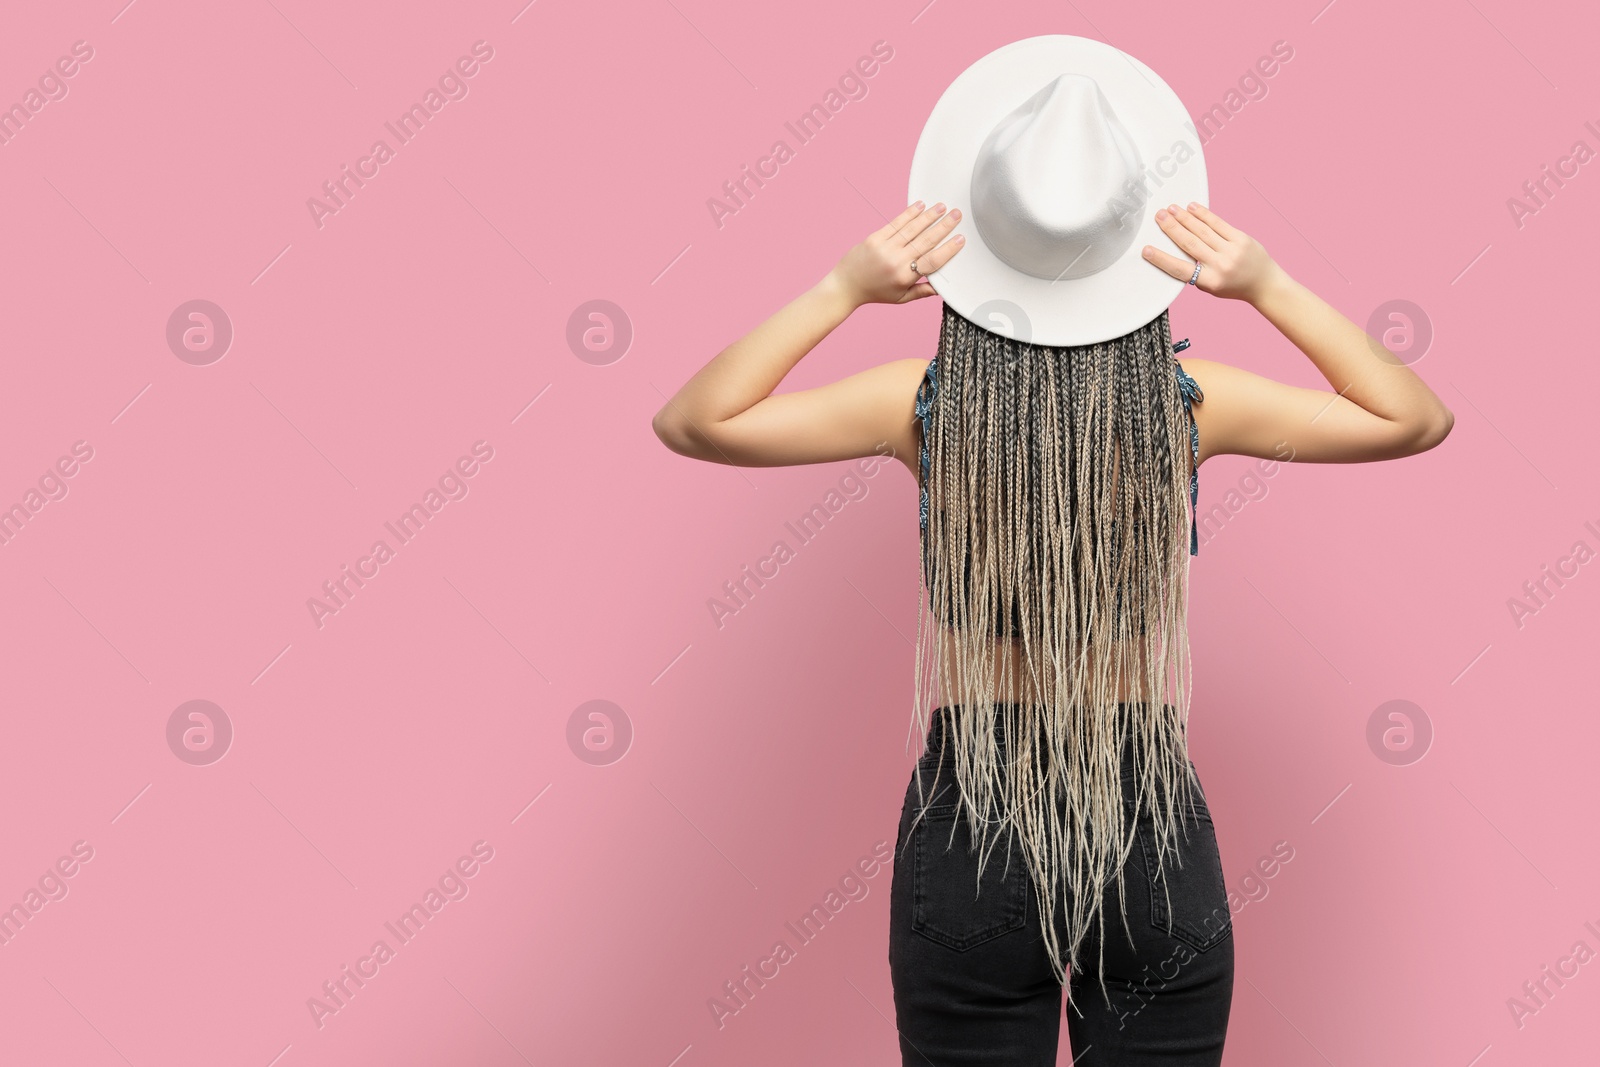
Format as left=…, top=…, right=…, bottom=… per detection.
left=970, top=73, right=1145, bottom=282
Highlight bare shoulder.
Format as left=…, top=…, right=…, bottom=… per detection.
left=1171, top=357, right=1230, bottom=466
left=882, top=357, right=935, bottom=479
left=1178, top=355, right=1323, bottom=465
left=1173, top=355, right=1432, bottom=465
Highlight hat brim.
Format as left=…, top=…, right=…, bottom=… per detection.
left=909, top=35, right=1208, bottom=347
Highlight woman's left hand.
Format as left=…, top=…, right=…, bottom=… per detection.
left=827, top=200, right=966, bottom=306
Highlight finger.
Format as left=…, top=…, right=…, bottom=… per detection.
left=1141, top=244, right=1196, bottom=282
left=914, top=231, right=966, bottom=276
left=908, top=207, right=962, bottom=257
left=1184, top=202, right=1241, bottom=243
left=894, top=201, right=950, bottom=244
left=874, top=200, right=927, bottom=242
left=1154, top=209, right=1213, bottom=262
left=1165, top=203, right=1226, bottom=253
left=898, top=279, right=938, bottom=303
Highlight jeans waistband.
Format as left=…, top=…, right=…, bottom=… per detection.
left=919, top=704, right=1164, bottom=782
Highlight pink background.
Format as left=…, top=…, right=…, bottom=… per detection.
left=1, top=1, right=1596, bottom=1064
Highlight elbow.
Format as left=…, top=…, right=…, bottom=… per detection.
left=652, top=406, right=708, bottom=459
left=652, top=407, right=688, bottom=455
left=1405, top=406, right=1454, bottom=455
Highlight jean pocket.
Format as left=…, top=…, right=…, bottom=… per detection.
left=911, top=804, right=1029, bottom=951
left=1135, top=802, right=1232, bottom=953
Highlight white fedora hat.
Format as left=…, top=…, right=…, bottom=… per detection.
left=908, top=35, right=1207, bottom=346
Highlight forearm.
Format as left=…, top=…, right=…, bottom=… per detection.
left=656, top=270, right=859, bottom=437
left=1250, top=268, right=1452, bottom=433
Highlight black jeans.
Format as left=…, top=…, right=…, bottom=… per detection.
left=889, top=709, right=1234, bottom=1065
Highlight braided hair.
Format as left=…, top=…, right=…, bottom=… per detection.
left=907, top=301, right=1203, bottom=1006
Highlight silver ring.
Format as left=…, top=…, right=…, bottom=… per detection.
left=1188, top=263, right=1202, bottom=286
left=910, top=260, right=920, bottom=276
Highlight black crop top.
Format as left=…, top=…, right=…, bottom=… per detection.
left=915, top=340, right=1204, bottom=637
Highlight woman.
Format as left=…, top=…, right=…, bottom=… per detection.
left=654, top=195, right=1452, bottom=1064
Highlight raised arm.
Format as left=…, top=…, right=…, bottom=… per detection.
left=1143, top=202, right=1454, bottom=464
left=651, top=201, right=965, bottom=472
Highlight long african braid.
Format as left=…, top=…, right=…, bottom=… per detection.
left=907, top=301, right=1203, bottom=1007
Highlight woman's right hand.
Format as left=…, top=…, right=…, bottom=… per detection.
left=1142, top=203, right=1284, bottom=305
left=827, top=200, right=966, bottom=307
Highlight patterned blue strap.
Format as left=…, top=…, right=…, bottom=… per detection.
left=1173, top=339, right=1204, bottom=556
left=915, top=357, right=939, bottom=532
